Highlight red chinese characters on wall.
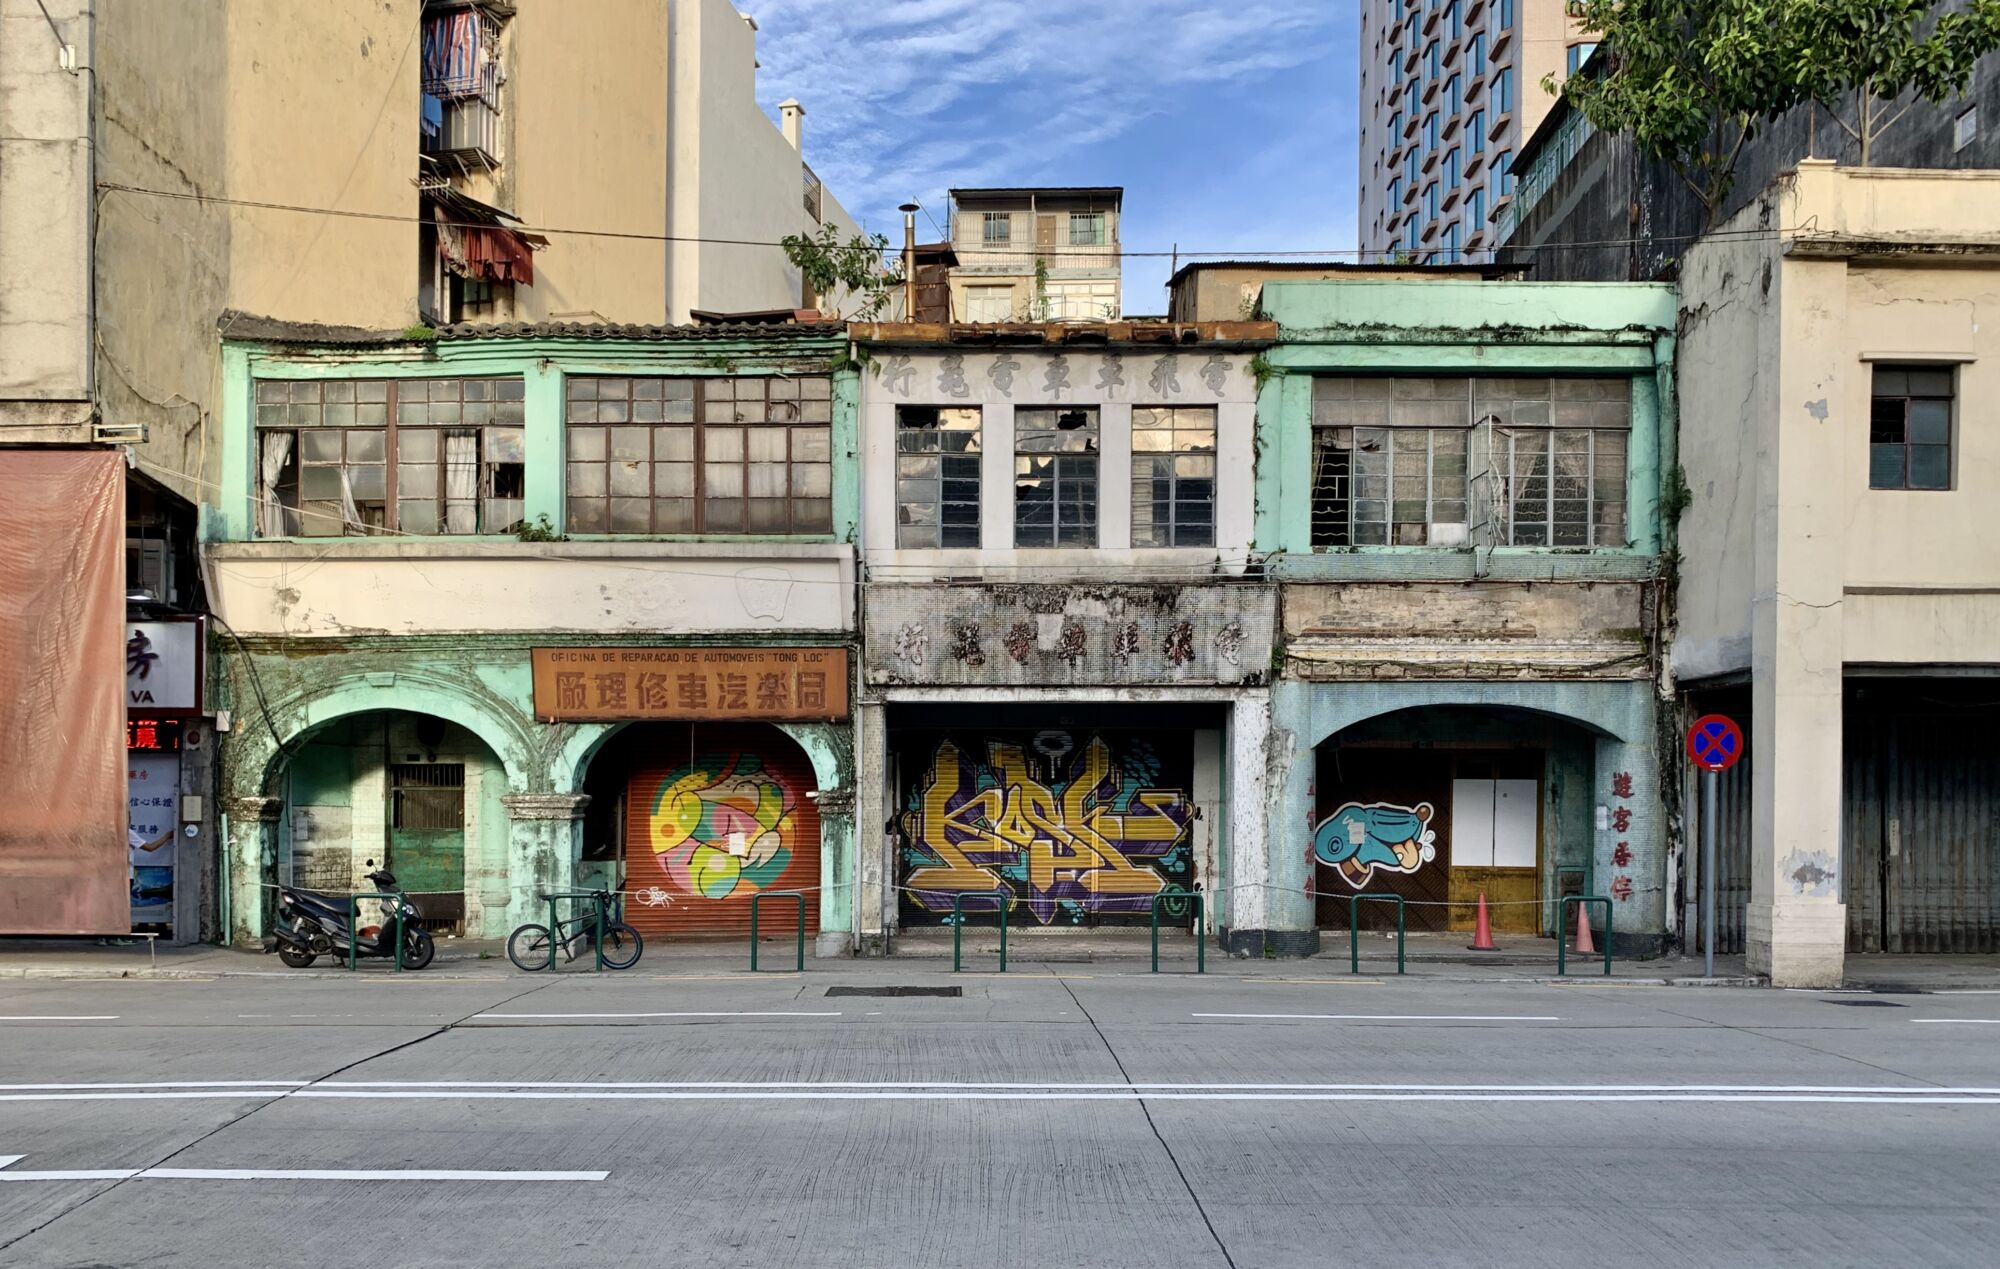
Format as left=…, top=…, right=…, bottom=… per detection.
left=1610, top=771, right=1634, bottom=900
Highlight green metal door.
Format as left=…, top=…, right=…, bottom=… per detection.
left=389, top=763, right=465, bottom=931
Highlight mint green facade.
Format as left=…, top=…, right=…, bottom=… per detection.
left=206, top=327, right=861, bottom=950
left=1240, top=279, right=1680, bottom=958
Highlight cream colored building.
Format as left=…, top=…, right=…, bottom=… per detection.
left=1676, top=162, right=2000, bottom=986
left=5, top=0, right=859, bottom=498
left=1357, top=0, right=1587, bottom=263
left=946, top=187, right=1122, bottom=322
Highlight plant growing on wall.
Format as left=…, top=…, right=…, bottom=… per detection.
left=1554, top=0, right=2000, bottom=223
left=781, top=223, right=900, bottom=320
left=1032, top=255, right=1051, bottom=322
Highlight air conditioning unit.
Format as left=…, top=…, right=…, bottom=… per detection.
left=94, top=420, right=147, bottom=445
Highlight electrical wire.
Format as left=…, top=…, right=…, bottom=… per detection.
left=96, top=179, right=1807, bottom=262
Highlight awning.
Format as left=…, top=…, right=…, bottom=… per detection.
left=424, top=185, right=545, bottom=287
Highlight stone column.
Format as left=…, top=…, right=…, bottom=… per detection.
left=222, top=795, right=283, bottom=946
left=500, top=793, right=589, bottom=933
left=1748, top=242, right=1849, bottom=988
left=852, top=700, right=891, bottom=954
left=1226, top=686, right=1317, bottom=956
left=811, top=786, right=856, bottom=958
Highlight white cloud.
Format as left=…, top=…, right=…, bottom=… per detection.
left=747, top=0, right=1347, bottom=244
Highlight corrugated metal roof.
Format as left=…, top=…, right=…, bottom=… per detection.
left=948, top=186, right=1123, bottom=199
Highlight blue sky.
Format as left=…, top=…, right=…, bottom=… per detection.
left=752, top=0, right=1360, bottom=314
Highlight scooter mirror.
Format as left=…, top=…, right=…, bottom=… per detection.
left=364, top=859, right=376, bottom=867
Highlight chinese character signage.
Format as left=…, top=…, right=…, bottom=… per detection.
left=126, top=619, right=203, bottom=714
left=531, top=647, right=850, bottom=722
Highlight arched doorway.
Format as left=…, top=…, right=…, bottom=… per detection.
left=579, top=722, right=822, bottom=940
left=271, top=710, right=511, bottom=936
left=1314, top=705, right=1604, bottom=937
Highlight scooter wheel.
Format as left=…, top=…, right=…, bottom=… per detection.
left=401, top=927, right=436, bottom=971
left=507, top=924, right=554, bottom=971
left=278, top=947, right=317, bottom=969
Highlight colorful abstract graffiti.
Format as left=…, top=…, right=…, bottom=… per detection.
left=899, top=733, right=1194, bottom=925
left=639, top=753, right=804, bottom=902
left=1313, top=800, right=1437, bottom=889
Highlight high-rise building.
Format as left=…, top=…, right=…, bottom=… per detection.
left=1356, top=0, right=1587, bottom=263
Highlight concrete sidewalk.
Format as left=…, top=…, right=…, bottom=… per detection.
left=6, top=932, right=1996, bottom=990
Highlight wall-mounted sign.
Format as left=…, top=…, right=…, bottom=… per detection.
left=126, top=619, right=203, bottom=715
left=126, top=717, right=186, bottom=752
left=531, top=647, right=850, bottom=722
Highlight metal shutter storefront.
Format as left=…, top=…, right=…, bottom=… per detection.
left=622, top=723, right=821, bottom=939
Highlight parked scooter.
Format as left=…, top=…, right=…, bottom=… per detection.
left=262, top=861, right=436, bottom=970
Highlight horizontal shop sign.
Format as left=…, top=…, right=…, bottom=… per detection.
left=531, top=646, right=849, bottom=722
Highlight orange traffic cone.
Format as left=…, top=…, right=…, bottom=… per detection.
left=1467, top=892, right=1497, bottom=951
left=1574, top=902, right=1597, bottom=955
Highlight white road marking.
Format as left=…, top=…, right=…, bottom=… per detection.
left=474, top=1011, right=843, bottom=1020
left=3, top=1079, right=1996, bottom=1106
left=1912, top=1018, right=2000, bottom=1025
left=0, top=1016, right=119, bottom=1022
left=1192, top=1013, right=1561, bottom=1022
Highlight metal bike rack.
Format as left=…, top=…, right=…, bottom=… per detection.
left=538, top=890, right=609, bottom=972
left=346, top=894, right=406, bottom=973
left=1348, top=893, right=1407, bottom=975
left=750, top=891, right=808, bottom=973
left=1149, top=889, right=1206, bottom=974
left=1558, top=895, right=1614, bottom=977
left=952, top=890, right=1009, bottom=973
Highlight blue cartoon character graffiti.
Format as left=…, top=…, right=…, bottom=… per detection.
left=1313, top=801, right=1437, bottom=889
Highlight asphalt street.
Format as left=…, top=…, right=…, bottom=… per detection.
left=2, top=965, right=1999, bottom=1267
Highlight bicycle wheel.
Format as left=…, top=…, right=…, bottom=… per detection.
left=596, top=922, right=644, bottom=970
left=506, top=923, right=555, bottom=971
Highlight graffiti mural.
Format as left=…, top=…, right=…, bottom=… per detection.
left=1313, top=801, right=1437, bottom=889
left=899, top=732, right=1194, bottom=925
left=636, top=752, right=807, bottom=903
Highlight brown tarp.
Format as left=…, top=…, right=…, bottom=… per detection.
left=0, top=450, right=129, bottom=934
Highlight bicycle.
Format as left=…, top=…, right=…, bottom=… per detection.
left=506, top=891, right=643, bottom=971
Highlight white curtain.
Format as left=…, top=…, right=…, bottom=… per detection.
left=444, top=432, right=479, bottom=533
left=258, top=431, right=294, bottom=537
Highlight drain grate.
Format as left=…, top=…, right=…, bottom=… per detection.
left=825, top=985, right=963, bottom=998
left=1824, top=998, right=1907, bottom=1007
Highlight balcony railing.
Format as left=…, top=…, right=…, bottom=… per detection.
left=804, top=163, right=824, bottom=223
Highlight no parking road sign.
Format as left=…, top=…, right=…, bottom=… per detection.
left=1686, top=714, right=1743, bottom=772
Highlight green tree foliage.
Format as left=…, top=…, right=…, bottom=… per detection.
left=1553, top=1, right=2000, bottom=223
left=780, top=223, right=900, bottom=319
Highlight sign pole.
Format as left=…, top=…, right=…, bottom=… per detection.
left=1703, top=767, right=1718, bottom=979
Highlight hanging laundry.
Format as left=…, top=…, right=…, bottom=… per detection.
left=421, top=8, right=497, bottom=101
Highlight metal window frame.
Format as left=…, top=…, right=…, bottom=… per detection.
left=255, top=376, right=525, bottom=538
left=1868, top=365, right=1957, bottom=492
left=562, top=375, right=835, bottom=535
left=1014, top=406, right=1101, bottom=549
left=1130, top=405, right=1218, bottom=548
left=894, top=405, right=984, bottom=549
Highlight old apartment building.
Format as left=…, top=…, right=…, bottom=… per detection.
left=0, top=0, right=857, bottom=941
left=1676, top=164, right=2000, bottom=985
left=946, top=188, right=1124, bottom=322
left=1357, top=0, right=1587, bottom=263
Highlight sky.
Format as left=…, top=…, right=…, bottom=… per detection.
left=750, top=0, right=1360, bottom=315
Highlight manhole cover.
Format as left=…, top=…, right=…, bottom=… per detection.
left=825, top=986, right=963, bottom=998
left=1824, top=999, right=1906, bottom=1007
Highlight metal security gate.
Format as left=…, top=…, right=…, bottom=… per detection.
left=1844, top=686, right=2000, bottom=953
left=389, top=763, right=465, bottom=932
left=621, top=723, right=821, bottom=940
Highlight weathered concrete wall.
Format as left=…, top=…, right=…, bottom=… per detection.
left=1283, top=580, right=1651, bottom=681
left=864, top=582, right=1275, bottom=689
left=859, top=345, right=1261, bottom=571
left=0, top=0, right=94, bottom=438
left=211, top=540, right=856, bottom=638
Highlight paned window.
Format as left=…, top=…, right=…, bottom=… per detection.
left=1131, top=406, right=1216, bottom=548
left=1468, top=32, right=1485, bottom=71
left=1497, top=0, right=1515, bottom=29
left=564, top=376, right=833, bottom=534
left=1492, top=149, right=1515, bottom=198
left=1468, top=185, right=1487, bottom=229
left=1069, top=211, right=1107, bottom=246
left=896, top=406, right=982, bottom=547
left=965, top=285, right=1017, bottom=322
left=1310, top=376, right=1630, bottom=548
left=1567, top=42, right=1599, bottom=74
left=1423, top=112, right=1439, bottom=152
left=982, top=212, right=1012, bottom=245
left=1444, top=147, right=1461, bottom=190
left=1467, top=109, right=1486, bottom=152
left=1445, top=72, right=1461, bottom=114
left=1441, top=222, right=1461, bottom=264
left=1494, top=66, right=1514, bottom=114
left=1014, top=406, right=1098, bottom=547
left=1870, top=365, right=1954, bottom=490
left=254, top=377, right=525, bottom=538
